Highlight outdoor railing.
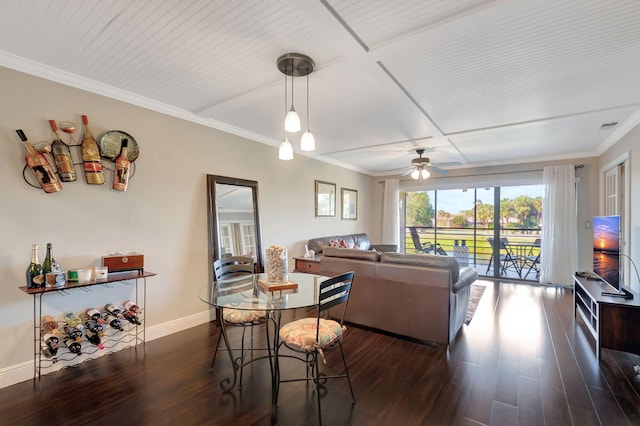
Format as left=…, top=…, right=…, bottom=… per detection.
left=405, top=226, right=542, bottom=280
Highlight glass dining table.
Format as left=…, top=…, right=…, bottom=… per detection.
left=198, top=272, right=326, bottom=411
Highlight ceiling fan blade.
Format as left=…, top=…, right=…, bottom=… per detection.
left=427, top=165, right=448, bottom=174
left=401, top=168, right=415, bottom=176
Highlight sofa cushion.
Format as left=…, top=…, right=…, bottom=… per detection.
left=308, top=233, right=371, bottom=253
left=323, top=246, right=381, bottom=262
left=380, top=252, right=460, bottom=283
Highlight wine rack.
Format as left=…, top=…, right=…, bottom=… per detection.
left=19, top=270, right=155, bottom=384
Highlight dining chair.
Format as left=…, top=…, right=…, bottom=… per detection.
left=276, top=271, right=355, bottom=425
left=211, top=255, right=268, bottom=390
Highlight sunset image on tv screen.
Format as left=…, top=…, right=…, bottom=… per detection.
left=593, top=215, right=620, bottom=253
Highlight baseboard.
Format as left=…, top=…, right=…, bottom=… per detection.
left=0, top=308, right=215, bottom=389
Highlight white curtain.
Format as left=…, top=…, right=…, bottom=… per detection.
left=382, top=179, right=399, bottom=246
left=539, top=165, right=578, bottom=286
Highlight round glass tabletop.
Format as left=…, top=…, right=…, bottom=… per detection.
left=198, top=272, right=326, bottom=311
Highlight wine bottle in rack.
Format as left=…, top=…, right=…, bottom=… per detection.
left=85, top=308, right=105, bottom=324
left=41, top=341, right=58, bottom=362
left=123, top=309, right=142, bottom=325
left=104, top=313, right=124, bottom=331
left=112, top=138, right=130, bottom=191
left=122, top=300, right=140, bottom=313
left=84, top=330, right=104, bottom=350
left=104, top=303, right=125, bottom=319
left=64, top=337, right=82, bottom=355
left=16, top=129, right=62, bottom=193
left=63, top=324, right=83, bottom=343
left=27, top=244, right=44, bottom=289
left=48, top=120, right=76, bottom=182
left=80, top=115, right=104, bottom=185
left=42, top=333, right=59, bottom=359
left=84, top=319, right=105, bottom=337
left=41, top=315, right=59, bottom=335
left=63, top=312, right=83, bottom=328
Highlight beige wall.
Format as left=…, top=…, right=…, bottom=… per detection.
left=600, top=122, right=640, bottom=291
left=0, top=66, right=371, bottom=386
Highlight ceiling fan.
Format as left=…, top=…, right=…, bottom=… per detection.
left=402, top=148, right=449, bottom=180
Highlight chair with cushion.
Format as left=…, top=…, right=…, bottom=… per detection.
left=211, top=256, right=268, bottom=389
left=276, top=271, right=355, bottom=425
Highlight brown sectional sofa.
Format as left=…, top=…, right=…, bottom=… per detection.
left=320, top=247, right=478, bottom=345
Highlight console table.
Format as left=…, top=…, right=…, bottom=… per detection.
left=19, top=270, right=155, bottom=383
left=293, top=255, right=322, bottom=274
left=573, top=275, right=640, bottom=358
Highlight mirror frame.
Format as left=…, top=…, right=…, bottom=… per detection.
left=206, top=175, right=264, bottom=281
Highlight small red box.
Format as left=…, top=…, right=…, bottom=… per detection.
left=102, top=254, right=144, bottom=273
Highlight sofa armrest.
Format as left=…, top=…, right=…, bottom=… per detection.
left=452, top=267, right=477, bottom=294
left=371, top=244, right=397, bottom=253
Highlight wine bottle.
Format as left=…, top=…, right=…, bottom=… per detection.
left=64, top=337, right=82, bottom=355
left=27, top=244, right=44, bottom=289
left=48, top=120, right=76, bottom=182
left=84, top=319, right=105, bottom=336
left=63, top=324, right=83, bottom=343
left=123, top=309, right=142, bottom=325
left=63, top=311, right=83, bottom=328
left=104, top=313, right=124, bottom=331
left=80, top=115, right=104, bottom=185
left=86, top=308, right=105, bottom=324
left=122, top=300, right=140, bottom=313
left=43, top=333, right=59, bottom=354
left=112, top=138, right=130, bottom=191
left=42, top=243, right=54, bottom=274
left=41, top=315, right=59, bottom=335
left=104, top=303, right=125, bottom=319
left=41, top=341, right=58, bottom=362
left=84, top=330, right=104, bottom=350
left=16, top=129, right=62, bottom=193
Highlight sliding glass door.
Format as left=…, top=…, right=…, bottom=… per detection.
left=403, top=184, right=543, bottom=282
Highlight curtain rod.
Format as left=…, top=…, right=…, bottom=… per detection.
left=378, top=164, right=584, bottom=183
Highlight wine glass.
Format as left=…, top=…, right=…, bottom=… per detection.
left=60, top=121, right=77, bottom=146
left=33, top=140, right=51, bottom=153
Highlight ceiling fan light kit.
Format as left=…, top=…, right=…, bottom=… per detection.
left=277, top=53, right=315, bottom=158
left=404, top=148, right=448, bottom=180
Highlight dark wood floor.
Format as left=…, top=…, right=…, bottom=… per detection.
left=1, top=280, right=639, bottom=425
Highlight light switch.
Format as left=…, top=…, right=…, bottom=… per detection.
left=585, top=220, right=592, bottom=229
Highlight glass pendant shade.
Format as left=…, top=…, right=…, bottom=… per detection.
left=285, top=107, right=301, bottom=133
left=278, top=137, right=294, bottom=160
left=300, top=129, right=316, bottom=151
left=411, top=167, right=431, bottom=180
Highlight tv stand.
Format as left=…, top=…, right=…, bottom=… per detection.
left=602, top=287, right=634, bottom=299
left=573, top=275, right=640, bottom=358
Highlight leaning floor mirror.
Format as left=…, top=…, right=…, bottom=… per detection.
left=206, top=175, right=263, bottom=280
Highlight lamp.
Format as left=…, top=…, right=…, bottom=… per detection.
left=277, top=53, right=315, bottom=155
left=300, top=73, right=315, bottom=151
left=279, top=136, right=294, bottom=160
left=411, top=167, right=430, bottom=181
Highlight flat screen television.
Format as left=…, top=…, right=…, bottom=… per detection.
left=593, top=215, right=621, bottom=292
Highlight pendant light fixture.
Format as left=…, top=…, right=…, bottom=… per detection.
left=277, top=53, right=315, bottom=158
left=278, top=73, right=294, bottom=160
left=300, top=73, right=316, bottom=151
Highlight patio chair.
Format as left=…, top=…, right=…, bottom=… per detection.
left=523, top=238, right=542, bottom=279
left=485, top=237, right=519, bottom=276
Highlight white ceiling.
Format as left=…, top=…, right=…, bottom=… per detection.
left=1, top=0, right=639, bottom=176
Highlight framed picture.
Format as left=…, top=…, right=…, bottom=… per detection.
left=341, top=188, right=357, bottom=220
left=315, top=180, right=336, bottom=217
